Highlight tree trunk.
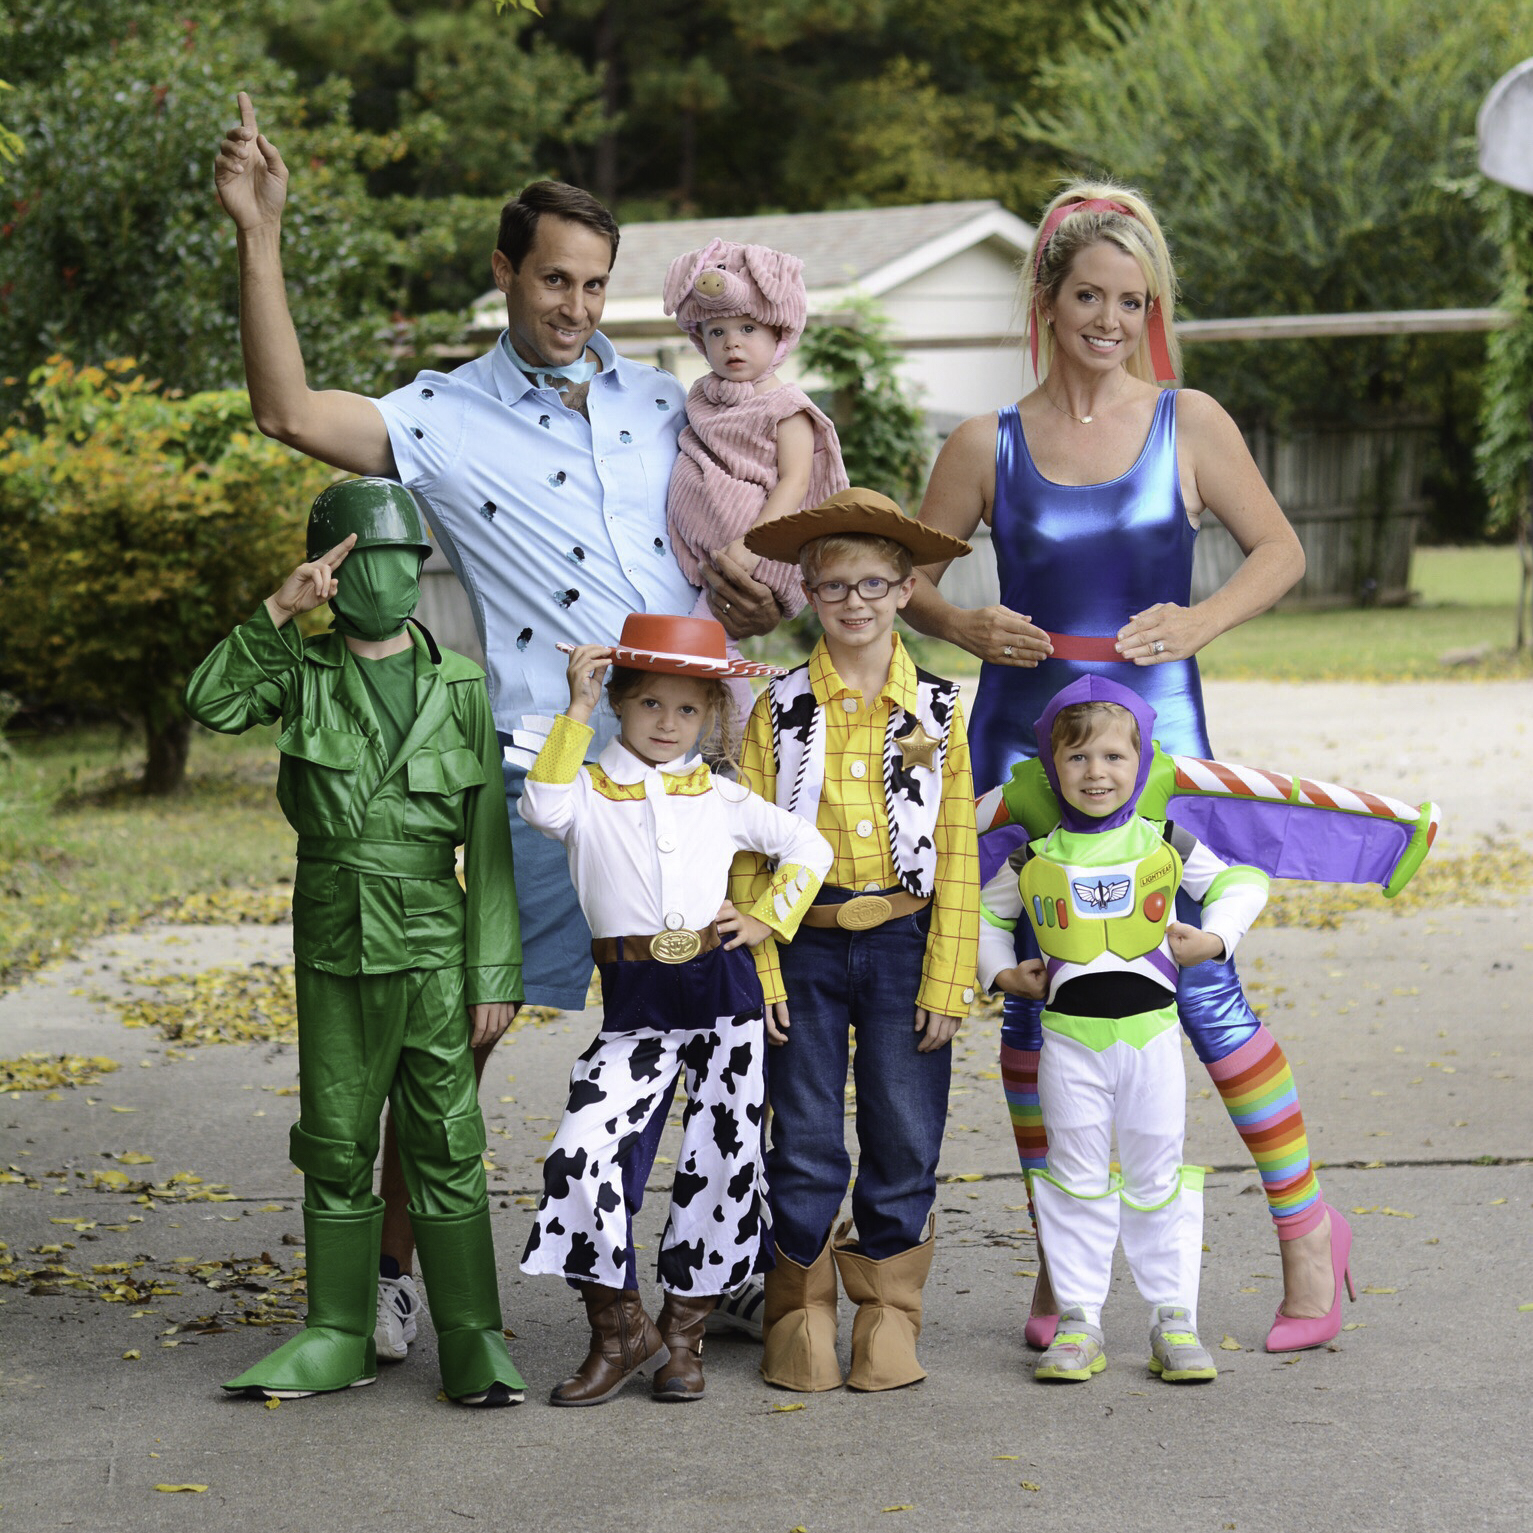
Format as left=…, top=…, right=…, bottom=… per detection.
left=142, top=712, right=191, bottom=795
left=592, top=0, right=619, bottom=206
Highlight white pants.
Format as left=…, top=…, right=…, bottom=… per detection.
left=1030, top=1024, right=1204, bottom=1327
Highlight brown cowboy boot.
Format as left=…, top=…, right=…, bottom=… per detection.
left=549, top=1284, right=668, bottom=1407
left=760, top=1239, right=843, bottom=1392
left=651, top=1292, right=718, bottom=1402
left=832, top=1217, right=935, bottom=1392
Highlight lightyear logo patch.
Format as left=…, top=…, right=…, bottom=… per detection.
left=1065, top=862, right=1139, bottom=919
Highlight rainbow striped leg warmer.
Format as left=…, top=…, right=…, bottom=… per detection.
left=1000, top=1043, right=1049, bottom=1182
left=1204, top=1025, right=1325, bottom=1239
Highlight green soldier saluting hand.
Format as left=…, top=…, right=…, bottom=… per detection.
left=185, top=479, right=525, bottom=1406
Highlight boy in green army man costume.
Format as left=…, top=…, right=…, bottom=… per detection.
left=185, top=479, right=526, bottom=1406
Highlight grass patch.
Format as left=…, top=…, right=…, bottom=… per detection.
left=1202, top=545, right=1530, bottom=681
left=0, top=724, right=292, bottom=989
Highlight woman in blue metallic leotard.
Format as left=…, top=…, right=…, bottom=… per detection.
left=905, top=181, right=1351, bottom=1356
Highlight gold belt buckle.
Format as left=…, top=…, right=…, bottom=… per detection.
left=835, top=895, right=893, bottom=931
left=650, top=928, right=702, bottom=964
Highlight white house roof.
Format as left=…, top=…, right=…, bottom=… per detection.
left=469, top=199, right=1034, bottom=336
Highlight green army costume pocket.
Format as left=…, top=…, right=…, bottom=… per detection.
left=291, top=861, right=357, bottom=969
left=406, top=748, right=486, bottom=797
left=402, top=877, right=466, bottom=951
left=278, top=718, right=365, bottom=771
left=441, top=1107, right=488, bottom=1163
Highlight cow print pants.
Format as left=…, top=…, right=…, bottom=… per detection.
left=520, top=1008, right=771, bottom=1295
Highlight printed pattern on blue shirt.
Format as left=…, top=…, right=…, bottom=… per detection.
left=375, top=329, right=700, bottom=765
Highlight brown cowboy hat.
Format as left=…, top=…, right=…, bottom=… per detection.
left=744, top=487, right=972, bottom=566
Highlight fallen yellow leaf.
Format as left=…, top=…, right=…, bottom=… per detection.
left=122, top=1350, right=141, bottom=1360
left=1219, top=1336, right=1242, bottom=1351
left=1361, top=1286, right=1398, bottom=1295
left=116, top=1152, right=155, bottom=1166
left=258, top=1204, right=287, bottom=1213
left=1490, top=1198, right=1508, bottom=1206
left=265, top=1398, right=281, bottom=1410
left=1021, top=1482, right=1041, bottom=1492
left=154, top=1485, right=208, bottom=1494
left=993, top=1455, right=1018, bottom=1461
left=1517, top=1303, right=1533, bottom=1313
left=945, top=1173, right=984, bottom=1183
left=772, top=1402, right=805, bottom=1413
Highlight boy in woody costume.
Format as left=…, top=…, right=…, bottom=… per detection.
left=184, top=479, right=526, bottom=1406
left=731, top=488, right=980, bottom=1392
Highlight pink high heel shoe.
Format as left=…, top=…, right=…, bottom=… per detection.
left=1024, top=1314, right=1059, bottom=1351
left=1265, top=1206, right=1356, bottom=1353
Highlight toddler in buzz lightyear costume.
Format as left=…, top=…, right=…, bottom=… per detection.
left=662, top=238, right=850, bottom=725
left=184, top=478, right=526, bottom=1407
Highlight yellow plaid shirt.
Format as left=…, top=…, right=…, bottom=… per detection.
left=730, top=634, right=980, bottom=1016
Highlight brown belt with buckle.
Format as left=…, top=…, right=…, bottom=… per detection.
left=800, top=892, right=930, bottom=931
left=591, top=923, right=722, bottom=965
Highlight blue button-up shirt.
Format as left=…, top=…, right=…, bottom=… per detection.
left=375, top=330, right=698, bottom=766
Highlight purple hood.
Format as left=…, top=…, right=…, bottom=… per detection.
left=1035, top=676, right=1158, bottom=834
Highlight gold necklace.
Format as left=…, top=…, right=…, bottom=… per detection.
left=1042, top=374, right=1122, bottom=426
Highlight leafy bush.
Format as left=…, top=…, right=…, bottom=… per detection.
left=0, top=357, right=333, bottom=792
left=799, top=298, right=930, bottom=507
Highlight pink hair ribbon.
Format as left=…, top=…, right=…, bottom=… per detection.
left=1030, top=199, right=1177, bottom=384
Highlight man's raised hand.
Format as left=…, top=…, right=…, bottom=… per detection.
left=214, top=91, right=288, bottom=229
left=264, top=535, right=356, bottom=629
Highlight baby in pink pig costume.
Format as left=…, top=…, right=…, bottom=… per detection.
left=663, top=240, right=849, bottom=722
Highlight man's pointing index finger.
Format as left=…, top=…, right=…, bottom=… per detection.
left=237, top=90, right=257, bottom=134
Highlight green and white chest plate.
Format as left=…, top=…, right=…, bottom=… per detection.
left=1020, top=821, right=1182, bottom=964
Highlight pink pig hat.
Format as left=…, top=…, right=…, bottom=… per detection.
left=662, top=238, right=808, bottom=370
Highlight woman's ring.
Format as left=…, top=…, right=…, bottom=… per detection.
left=722, top=600, right=732, bottom=614
left=1152, top=640, right=1165, bottom=655
left=1002, top=645, right=1014, bottom=658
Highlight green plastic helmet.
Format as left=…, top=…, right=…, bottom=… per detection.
left=306, top=478, right=432, bottom=561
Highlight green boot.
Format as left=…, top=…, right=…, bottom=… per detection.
left=411, top=1205, right=527, bottom=1406
left=223, top=1199, right=382, bottom=1399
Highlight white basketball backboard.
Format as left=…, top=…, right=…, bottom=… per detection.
left=1479, top=58, right=1533, bottom=195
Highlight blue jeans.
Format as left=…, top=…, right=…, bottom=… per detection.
left=501, top=755, right=596, bottom=1012
left=769, top=902, right=951, bottom=1263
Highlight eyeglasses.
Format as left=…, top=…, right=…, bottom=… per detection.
left=805, top=576, right=896, bottom=604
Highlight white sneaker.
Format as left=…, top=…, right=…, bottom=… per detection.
left=703, top=1279, right=765, bottom=1341
left=375, top=1273, right=422, bottom=1363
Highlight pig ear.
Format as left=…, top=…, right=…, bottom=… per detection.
left=662, top=237, right=728, bottom=316
left=741, top=245, right=804, bottom=309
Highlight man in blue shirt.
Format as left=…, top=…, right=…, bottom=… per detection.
left=214, top=91, right=784, bottom=1359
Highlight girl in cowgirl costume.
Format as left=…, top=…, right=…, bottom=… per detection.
left=518, top=614, right=832, bottom=1404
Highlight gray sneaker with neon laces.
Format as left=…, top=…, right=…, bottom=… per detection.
left=1148, top=1304, right=1218, bottom=1382
left=375, top=1272, right=422, bottom=1363
left=1034, top=1306, right=1106, bottom=1382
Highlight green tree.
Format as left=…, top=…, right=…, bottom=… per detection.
left=534, top=0, right=1091, bottom=219
left=1016, top=0, right=1533, bottom=538
left=268, top=0, right=605, bottom=316
left=799, top=299, right=929, bottom=505
left=1475, top=180, right=1533, bottom=648
left=0, top=2, right=409, bottom=409
left=0, top=357, right=332, bottom=793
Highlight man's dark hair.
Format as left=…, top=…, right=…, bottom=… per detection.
left=496, top=181, right=620, bottom=271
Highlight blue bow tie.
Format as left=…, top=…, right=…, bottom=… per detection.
left=501, top=335, right=599, bottom=393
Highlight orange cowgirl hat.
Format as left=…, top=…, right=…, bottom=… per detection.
left=610, top=614, right=786, bottom=679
